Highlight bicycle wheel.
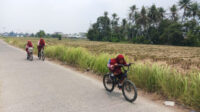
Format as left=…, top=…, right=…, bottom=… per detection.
left=29, top=54, right=33, bottom=61
left=103, top=74, right=115, bottom=92
left=41, top=50, right=45, bottom=61
left=122, top=80, right=137, bottom=102
left=38, top=52, right=41, bottom=60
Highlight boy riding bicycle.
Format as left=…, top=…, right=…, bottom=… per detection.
left=107, top=54, right=130, bottom=89
left=37, top=37, right=45, bottom=57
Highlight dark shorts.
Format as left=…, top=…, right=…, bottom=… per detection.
left=115, top=73, right=126, bottom=81
left=37, top=45, right=44, bottom=52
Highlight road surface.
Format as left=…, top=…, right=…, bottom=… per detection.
left=0, top=40, right=185, bottom=112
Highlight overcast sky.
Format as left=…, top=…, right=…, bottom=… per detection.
left=0, top=0, right=197, bottom=34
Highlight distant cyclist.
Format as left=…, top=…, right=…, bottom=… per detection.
left=107, top=54, right=130, bottom=89
left=37, top=37, right=45, bottom=57
left=26, top=40, right=33, bottom=54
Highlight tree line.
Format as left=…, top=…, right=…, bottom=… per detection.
left=87, top=0, right=200, bottom=46
left=31, top=30, right=62, bottom=40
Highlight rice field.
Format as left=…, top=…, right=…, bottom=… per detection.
left=2, top=37, right=200, bottom=110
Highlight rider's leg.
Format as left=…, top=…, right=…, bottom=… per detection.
left=37, top=46, right=41, bottom=57
left=118, top=73, right=126, bottom=89
left=119, top=73, right=126, bottom=84
left=115, top=73, right=124, bottom=89
left=26, top=48, right=29, bottom=59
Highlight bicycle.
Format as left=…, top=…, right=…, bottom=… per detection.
left=103, top=64, right=137, bottom=102
left=38, top=47, right=45, bottom=61
left=27, top=47, right=33, bottom=61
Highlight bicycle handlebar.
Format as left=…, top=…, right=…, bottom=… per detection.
left=116, top=63, right=134, bottom=72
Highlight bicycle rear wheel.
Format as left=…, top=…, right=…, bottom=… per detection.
left=122, top=80, right=137, bottom=102
left=103, top=74, right=115, bottom=92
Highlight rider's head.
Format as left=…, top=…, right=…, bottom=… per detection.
left=27, top=40, right=32, bottom=46
left=40, top=38, right=44, bottom=42
left=116, top=54, right=125, bottom=64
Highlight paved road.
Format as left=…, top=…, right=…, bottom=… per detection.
left=0, top=40, right=185, bottom=112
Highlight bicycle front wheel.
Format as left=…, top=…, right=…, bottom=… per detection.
left=122, top=80, right=137, bottom=102
left=41, top=51, right=45, bottom=61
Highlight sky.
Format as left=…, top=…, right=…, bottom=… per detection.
left=0, top=0, right=197, bottom=34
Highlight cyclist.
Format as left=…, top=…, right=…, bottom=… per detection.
left=25, top=40, right=33, bottom=58
left=107, top=54, right=130, bottom=89
left=37, top=37, right=45, bottom=57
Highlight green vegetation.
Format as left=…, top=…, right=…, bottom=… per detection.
left=87, top=0, right=200, bottom=46
left=3, top=37, right=200, bottom=110
left=35, top=30, right=46, bottom=37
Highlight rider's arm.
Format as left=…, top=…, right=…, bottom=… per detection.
left=38, top=41, right=40, bottom=46
left=107, top=59, right=115, bottom=70
left=123, top=60, right=128, bottom=66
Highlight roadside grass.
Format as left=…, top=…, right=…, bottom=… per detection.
left=3, top=37, right=200, bottom=110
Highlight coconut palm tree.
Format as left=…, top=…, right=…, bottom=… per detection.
left=112, top=13, right=117, bottom=19
left=129, top=5, right=137, bottom=24
left=178, top=0, right=191, bottom=22
left=148, top=5, right=159, bottom=27
left=158, top=7, right=165, bottom=21
left=170, top=5, right=179, bottom=21
left=121, top=18, right=128, bottom=40
left=189, top=2, right=199, bottom=19
left=137, top=6, right=149, bottom=29
left=104, top=11, right=108, bottom=17
left=111, top=13, right=119, bottom=27
left=136, top=6, right=150, bottom=38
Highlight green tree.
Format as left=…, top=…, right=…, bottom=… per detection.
left=148, top=5, right=159, bottom=27
left=136, top=6, right=150, bottom=40
left=87, top=2, right=200, bottom=46
left=157, top=7, right=165, bottom=21
left=121, top=18, right=128, bottom=40
left=87, top=11, right=111, bottom=41
left=128, top=5, right=138, bottom=40
left=136, top=7, right=149, bottom=30
left=30, top=33, right=35, bottom=37
left=111, top=13, right=120, bottom=41
left=36, top=30, right=46, bottom=37
left=198, top=10, right=200, bottom=20
left=129, top=5, right=137, bottom=25
left=189, top=2, right=199, bottom=19
left=170, top=5, right=179, bottom=21
left=160, top=23, right=184, bottom=45
left=178, top=0, right=191, bottom=22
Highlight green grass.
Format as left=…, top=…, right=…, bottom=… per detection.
left=3, top=37, right=200, bottom=110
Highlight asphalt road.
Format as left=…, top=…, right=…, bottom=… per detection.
left=0, top=40, right=185, bottom=112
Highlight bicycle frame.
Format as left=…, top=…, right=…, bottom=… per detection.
left=110, top=64, right=131, bottom=86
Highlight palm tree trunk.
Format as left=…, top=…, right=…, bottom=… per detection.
left=182, top=9, right=186, bottom=23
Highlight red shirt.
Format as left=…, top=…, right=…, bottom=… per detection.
left=107, top=54, right=127, bottom=74
left=38, top=39, right=45, bottom=47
